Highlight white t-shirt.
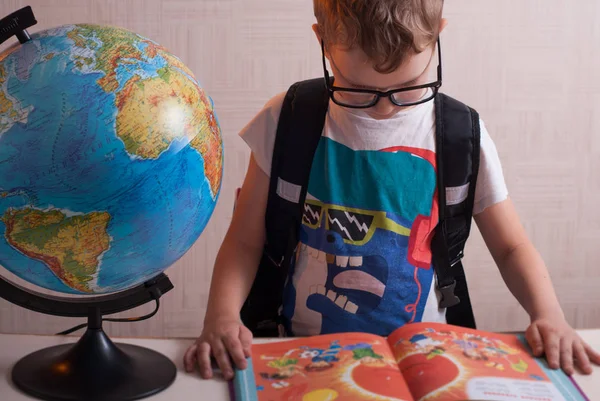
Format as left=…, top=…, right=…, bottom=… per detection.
left=240, top=92, right=508, bottom=337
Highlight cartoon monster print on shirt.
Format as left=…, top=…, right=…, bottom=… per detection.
left=282, top=137, right=439, bottom=336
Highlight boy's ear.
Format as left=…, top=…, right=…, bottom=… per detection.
left=312, top=23, right=331, bottom=61
left=312, top=23, right=322, bottom=43
left=439, top=18, right=448, bottom=34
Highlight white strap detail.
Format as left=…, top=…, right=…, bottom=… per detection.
left=446, top=183, right=470, bottom=206
left=277, top=177, right=302, bottom=203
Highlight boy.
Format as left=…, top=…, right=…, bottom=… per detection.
left=184, top=0, right=600, bottom=380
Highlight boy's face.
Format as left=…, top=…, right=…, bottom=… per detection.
left=326, top=45, right=436, bottom=119
left=314, top=20, right=446, bottom=120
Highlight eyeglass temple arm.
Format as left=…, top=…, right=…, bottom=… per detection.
left=321, top=40, right=332, bottom=83
left=437, top=37, right=443, bottom=82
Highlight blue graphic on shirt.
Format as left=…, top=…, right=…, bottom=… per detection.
left=282, top=137, right=438, bottom=336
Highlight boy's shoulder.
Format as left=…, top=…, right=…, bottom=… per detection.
left=238, top=91, right=287, bottom=176
left=260, top=91, right=287, bottom=121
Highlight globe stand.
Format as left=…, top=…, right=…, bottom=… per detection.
left=11, top=307, right=176, bottom=401
left=1, top=273, right=177, bottom=401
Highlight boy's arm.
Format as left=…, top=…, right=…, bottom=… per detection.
left=204, top=155, right=268, bottom=321
left=474, top=198, right=600, bottom=375
left=184, top=155, right=269, bottom=379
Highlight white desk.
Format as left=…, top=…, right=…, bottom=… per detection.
left=1, top=331, right=599, bottom=400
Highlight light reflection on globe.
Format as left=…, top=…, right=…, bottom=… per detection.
left=0, top=24, right=223, bottom=295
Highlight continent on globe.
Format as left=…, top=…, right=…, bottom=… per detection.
left=67, top=25, right=137, bottom=93
left=67, top=24, right=194, bottom=97
left=2, top=207, right=111, bottom=293
left=66, top=24, right=223, bottom=198
left=116, top=67, right=222, bottom=196
left=189, top=93, right=223, bottom=200
left=0, top=54, right=33, bottom=136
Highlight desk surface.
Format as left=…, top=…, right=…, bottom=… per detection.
left=1, top=330, right=599, bottom=400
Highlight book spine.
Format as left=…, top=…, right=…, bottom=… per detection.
left=232, top=357, right=258, bottom=401
left=568, top=376, right=590, bottom=401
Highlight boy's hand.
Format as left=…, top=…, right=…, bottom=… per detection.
left=526, top=317, right=600, bottom=375
left=184, top=317, right=253, bottom=381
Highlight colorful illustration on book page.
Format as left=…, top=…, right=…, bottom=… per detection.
left=388, top=323, right=570, bottom=401
left=252, top=333, right=413, bottom=401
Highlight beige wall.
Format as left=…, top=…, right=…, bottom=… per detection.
left=0, top=0, right=598, bottom=338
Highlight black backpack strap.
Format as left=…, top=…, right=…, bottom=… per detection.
left=240, top=78, right=329, bottom=337
left=265, top=78, right=330, bottom=268
left=432, top=93, right=481, bottom=329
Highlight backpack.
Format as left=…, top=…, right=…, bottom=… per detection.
left=240, top=78, right=481, bottom=338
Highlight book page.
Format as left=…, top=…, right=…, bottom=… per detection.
left=386, top=323, right=587, bottom=401
left=247, top=333, right=414, bottom=401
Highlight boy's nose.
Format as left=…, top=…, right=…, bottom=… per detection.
left=370, top=97, right=399, bottom=118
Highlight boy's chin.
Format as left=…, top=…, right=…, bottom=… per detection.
left=366, top=110, right=400, bottom=120
left=366, top=106, right=416, bottom=120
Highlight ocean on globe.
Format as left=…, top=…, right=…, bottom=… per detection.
left=0, top=24, right=223, bottom=295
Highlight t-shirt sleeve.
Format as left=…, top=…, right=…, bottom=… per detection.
left=473, top=119, right=509, bottom=215
left=238, top=92, right=286, bottom=177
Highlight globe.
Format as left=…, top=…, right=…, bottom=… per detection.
left=0, top=24, right=223, bottom=295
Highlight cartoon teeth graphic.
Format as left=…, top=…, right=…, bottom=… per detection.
left=308, top=284, right=359, bottom=313
left=300, top=245, right=386, bottom=317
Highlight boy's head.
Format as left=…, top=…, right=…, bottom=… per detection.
left=313, top=0, right=446, bottom=119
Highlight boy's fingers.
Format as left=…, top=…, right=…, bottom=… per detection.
left=583, top=342, right=600, bottom=366
left=559, top=338, right=574, bottom=376
left=183, top=343, right=198, bottom=373
left=540, top=327, right=560, bottom=369
left=574, top=341, right=592, bottom=375
left=197, top=342, right=213, bottom=379
left=212, top=339, right=234, bottom=380
left=223, top=334, right=248, bottom=370
left=239, top=327, right=253, bottom=358
left=525, top=324, right=544, bottom=356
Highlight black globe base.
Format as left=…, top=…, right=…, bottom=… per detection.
left=12, top=325, right=176, bottom=401
left=2, top=275, right=178, bottom=401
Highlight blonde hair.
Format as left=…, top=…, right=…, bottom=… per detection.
left=314, top=0, right=444, bottom=73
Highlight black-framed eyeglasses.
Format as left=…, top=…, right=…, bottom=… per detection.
left=321, top=38, right=443, bottom=109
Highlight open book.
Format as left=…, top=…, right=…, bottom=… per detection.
left=231, top=322, right=588, bottom=401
